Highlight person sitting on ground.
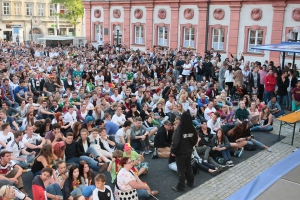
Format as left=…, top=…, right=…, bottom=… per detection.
left=96, top=119, right=119, bottom=141
left=62, top=165, right=85, bottom=200
left=267, top=95, right=285, bottom=118
left=0, top=150, right=27, bottom=195
left=0, top=110, right=19, bottom=131
left=116, top=157, right=158, bottom=199
left=32, top=167, right=62, bottom=200
left=248, top=101, right=260, bottom=126
left=79, top=160, right=95, bottom=187
left=211, top=129, right=234, bottom=167
left=31, top=144, right=55, bottom=176
left=234, top=101, right=250, bottom=124
left=0, top=181, right=31, bottom=200
left=0, top=123, right=14, bottom=149
left=207, top=112, right=222, bottom=134
left=130, top=117, right=152, bottom=154
left=115, top=120, right=132, bottom=150
left=99, top=127, right=116, bottom=154
left=250, top=105, right=274, bottom=132
left=53, top=161, right=68, bottom=189
left=152, top=120, right=173, bottom=159
left=6, top=131, right=36, bottom=169
left=107, top=150, right=123, bottom=184
left=123, top=143, right=149, bottom=176
left=142, top=116, right=158, bottom=140
left=22, top=125, right=46, bottom=155
left=291, top=80, right=300, bottom=111
left=88, top=128, right=113, bottom=161
left=45, top=123, right=66, bottom=144
left=204, top=101, right=216, bottom=121
left=92, top=173, right=114, bottom=200
left=111, top=106, right=126, bottom=127
left=196, top=121, right=213, bottom=162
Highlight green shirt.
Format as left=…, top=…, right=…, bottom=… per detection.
left=73, top=70, right=82, bottom=78
left=235, top=108, right=249, bottom=121
left=127, top=72, right=134, bottom=81
left=69, top=97, right=80, bottom=106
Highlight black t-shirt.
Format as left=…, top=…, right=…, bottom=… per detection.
left=44, top=81, right=56, bottom=92
left=93, top=186, right=113, bottom=200
left=125, top=110, right=140, bottom=120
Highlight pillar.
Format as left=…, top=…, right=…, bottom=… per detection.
left=197, top=2, right=208, bottom=54
left=269, top=3, right=286, bottom=64
left=170, top=4, right=179, bottom=49
left=228, top=4, right=241, bottom=56
left=123, top=5, right=131, bottom=48
left=145, top=5, right=154, bottom=48
left=103, top=4, right=110, bottom=43
left=83, top=3, right=91, bottom=43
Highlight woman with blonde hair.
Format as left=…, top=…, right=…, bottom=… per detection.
left=92, top=104, right=104, bottom=120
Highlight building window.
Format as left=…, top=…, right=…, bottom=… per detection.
left=60, top=28, right=67, bottom=35
left=287, top=30, right=300, bottom=56
left=158, top=27, right=168, bottom=46
left=50, top=4, right=56, bottom=16
left=135, top=26, right=144, bottom=44
left=212, top=28, right=224, bottom=51
left=38, top=4, right=44, bottom=16
left=3, top=2, right=10, bottom=15
left=247, top=30, right=263, bottom=53
left=48, top=28, right=54, bottom=35
left=95, top=24, right=102, bottom=41
left=26, top=4, right=33, bottom=16
left=183, top=27, right=195, bottom=48
left=60, top=5, right=65, bottom=14
left=13, top=3, right=20, bottom=15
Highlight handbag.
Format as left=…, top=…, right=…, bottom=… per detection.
left=115, top=171, right=139, bottom=200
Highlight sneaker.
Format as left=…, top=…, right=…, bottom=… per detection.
left=151, top=150, right=158, bottom=159
left=203, top=160, right=207, bottom=163
left=144, top=149, right=150, bottom=154
left=237, top=148, right=244, bottom=158
left=148, top=149, right=152, bottom=153
left=218, top=158, right=225, bottom=163
left=226, top=161, right=234, bottom=167
left=267, top=148, right=272, bottom=152
left=172, top=187, right=184, bottom=192
left=211, top=170, right=219, bottom=176
left=220, top=165, right=230, bottom=171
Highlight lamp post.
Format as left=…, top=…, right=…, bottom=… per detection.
left=117, top=29, right=119, bottom=47
left=30, top=15, right=33, bottom=42
left=286, top=26, right=300, bottom=68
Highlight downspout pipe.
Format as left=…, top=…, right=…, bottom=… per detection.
left=204, top=1, right=210, bottom=52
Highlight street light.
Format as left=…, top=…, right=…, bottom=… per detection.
left=286, top=26, right=300, bottom=67
left=30, top=15, right=33, bottom=41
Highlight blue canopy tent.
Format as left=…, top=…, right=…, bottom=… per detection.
left=251, top=42, right=300, bottom=69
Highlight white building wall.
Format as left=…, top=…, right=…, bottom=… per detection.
left=237, top=4, right=274, bottom=63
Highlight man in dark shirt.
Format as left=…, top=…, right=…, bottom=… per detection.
left=43, top=74, right=56, bottom=96
left=64, top=132, right=107, bottom=172
left=153, top=120, right=173, bottom=159
left=235, top=101, right=250, bottom=124
left=203, top=57, right=213, bottom=80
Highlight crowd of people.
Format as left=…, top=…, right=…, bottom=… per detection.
left=0, top=39, right=299, bottom=199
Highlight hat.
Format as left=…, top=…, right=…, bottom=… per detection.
left=82, top=185, right=96, bottom=197
left=123, top=143, right=132, bottom=151
left=0, top=150, right=12, bottom=157
left=86, top=116, right=94, bottom=124
left=163, top=120, right=172, bottom=125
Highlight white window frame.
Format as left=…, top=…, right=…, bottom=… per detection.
left=212, top=28, right=224, bottom=51
left=3, top=2, right=10, bottom=15
left=183, top=27, right=195, bottom=48
left=135, top=26, right=144, bottom=45
left=13, top=3, right=21, bottom=15
left=38, top=4, right=45, bottom=16
left=26, top=3, right=33, bottom=16
left=247, top=29, right=263, bottom=53
left=49, top=4, right=56, bottom=16
left=288, top=31, right=300, bottom=56
left=95, top=24, right=102, bottom=41
left=158, top=27, right=168, bottom=46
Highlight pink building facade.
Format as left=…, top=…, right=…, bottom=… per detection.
left=82, top=0, right=300, bottom=64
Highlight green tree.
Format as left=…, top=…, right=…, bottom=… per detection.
left=51, top=0, right=84, bottom=36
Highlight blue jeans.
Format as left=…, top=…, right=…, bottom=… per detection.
left=86, top=146, right=100, bottom=158
left=66, top=156, right=100, bottom=172
left=246, top=138, right=265, bottom=148
left=13, top=155, right=35, bottom=168
left=70, top=185, right=84, bottom=197
left=221, top=149, right=231, bottom=161
left=264, top=91, right=274, bottom=104
left=192, top=119, right=200, bottom=126
left=137, top=189, right=150, bottom=200
left=250, top=125, right=273, bottom=132
left=5, top=100, right=19, bottom=108
left=277, top=95, right=287, bottom=111
left=273, top=110, right=285, bottom=118
left=45, top=183, right=63, bottom=200
left=196, top=75, right=203, bottom=82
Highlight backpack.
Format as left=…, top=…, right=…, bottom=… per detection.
left=244, top=144, right=257, bottom=151
left=191, top=158, right=199, bottom=175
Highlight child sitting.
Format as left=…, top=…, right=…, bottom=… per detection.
left=92, top=174, right=113, bottom=200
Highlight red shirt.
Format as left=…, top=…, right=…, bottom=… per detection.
left=292, top=87, right=300, bottom=101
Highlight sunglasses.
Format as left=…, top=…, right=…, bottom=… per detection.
left=126, top=160, right=134, bottom=164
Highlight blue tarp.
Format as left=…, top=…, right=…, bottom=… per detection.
left=251, top=42, right=300, bottom=53
left=227, top=149, right=300, bottom=200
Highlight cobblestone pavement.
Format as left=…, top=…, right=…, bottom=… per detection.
left=177, top=118, right=300, bottom=200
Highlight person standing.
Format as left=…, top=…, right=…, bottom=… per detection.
left=276, top=70, right=289, bottom=111
left=264, top=69, right=277, bottom=103
left=171, top=111, right=198, bottom=191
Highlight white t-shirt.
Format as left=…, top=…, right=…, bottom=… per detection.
left=22, top=133, right=42, bottom=148
left=204, top=107, right=216, bottom=121
left=95, top=75, right=104, bottom=86
left=115, top=128, right=130, bottom=143
left=116, top=168, right=136, bottom=191
left=0, top=131, right=14, bottom=145
left=111, top=114, right=126, bottom=126
left=207, top=119, right=221, bottom=134
left=63, top=112, right=77, bottom=124
left=182, top=63, right=191, bottom=75
left=111, top=94, right=122, bottom=102
left=165, top=101, right=177, bottom=113
left=7, top=140, right=25, bottom=158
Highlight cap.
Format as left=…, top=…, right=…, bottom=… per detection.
left=82, top=185, right=96, bottom=197
left=123, top=143, right=132, bottom=151
left=0, top=150, right=12, bottom=157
